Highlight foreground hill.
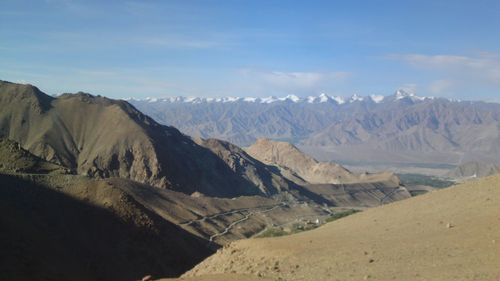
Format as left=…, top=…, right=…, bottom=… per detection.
left=130, top=90, right=500, bottom=169
left=0, top=80, right=294, bottom=197
left=180, top=174, right=500, bottom=281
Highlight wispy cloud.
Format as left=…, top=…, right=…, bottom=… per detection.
left=429, top=79, right=454, bottom=95
left=387, top=52, right=500, bottom=97
left=389, top=53, right=500, bottom=85
left=238, top=69, right=351, bottom=95
left=262, top=71, right=350, bottom=87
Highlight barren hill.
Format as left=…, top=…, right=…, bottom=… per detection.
left=0, top=138, right=212, bottom=281
left=0, top=137, right=68, bottom=174
left=196, top=138, right=294, bottom=195
left=0, top=81, right=288, bottom=197
left=181, top=174, right=500, bottom=281
left=246, top=138, right=399, bottom=185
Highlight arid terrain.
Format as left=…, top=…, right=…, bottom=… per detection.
left=0, top=81, right=425, bottom=280
left=2, top=2, right=499, bottom=281
left=174, top=174, right=500, bottom=281
left=1, top=83, right=497, bottom=281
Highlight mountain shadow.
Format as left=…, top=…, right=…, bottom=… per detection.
left=0, top=174, right=213, bottom=281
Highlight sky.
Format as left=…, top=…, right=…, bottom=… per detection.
left=1, top=0, right=500, bottom=100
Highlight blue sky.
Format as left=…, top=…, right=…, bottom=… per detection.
left=1, top=0, right=500, bottom=100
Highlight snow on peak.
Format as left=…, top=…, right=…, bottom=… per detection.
left=222, top=97, right=241, bottom=103
left=349, top=94, right=364, bottom=102
left=183, top=97, right=202, bottom=103
left=395, top=89, right=412, bottom=99
left=279, top=94, right=301, bottom=102
left=260, top=96, right=279, bottom=103
left=306, top=96, right=318, bottom=103
left=332, top=96, right=345, bottom=104
left=318, top=93, right=331, bottom=103
left=243, top=97, right=258, bottom=102
left=370, top=94, right=385, bottom=103
left=129, top=91, right=437, bottom=105
left=394, top=89, right=425, bottom=102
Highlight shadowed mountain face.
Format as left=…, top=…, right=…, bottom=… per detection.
left=130, top=92, right=500, bottom=167
left=0, top=80, right=294, bottom=198
left=0, top=139, right=213, bottom=281
left=0, top=175, right=213, bottom=281
left=196, top=138, right=297, bottom=195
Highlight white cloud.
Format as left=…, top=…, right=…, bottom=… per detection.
left=261, top=71, right=350, bottom=88
left=389, top=53, right=500, bottom=85
left=429, top=79, right=454, bottom=95
left=238, top=69, right=351, bottom=95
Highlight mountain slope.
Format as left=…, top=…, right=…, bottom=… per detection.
left=182, top=173, right=500, bottom=281
left=196, top=138, right=296, bottom=195
left=0, top=81, right=289, bottom=197
left=246, top=138, right=398, bottom=185
left=447, top=161, right=500, bottom=178
left=302, top=97, right=500, bottom=165
left=0, top=139, right=213, bottom=281
left=0, top=137, right=69, bottom=174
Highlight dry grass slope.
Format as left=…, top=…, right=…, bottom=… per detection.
left=179, top=174, right=500, bottom=281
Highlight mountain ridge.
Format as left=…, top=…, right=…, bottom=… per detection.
left=0, top=80, right=294, bottom=198
left=130, top=89, right=500, bottom=169
left=126, top=89, right=447, bottom=105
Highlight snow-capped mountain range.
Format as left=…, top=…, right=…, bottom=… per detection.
left=128, top=89, right=500, bottom=168
left=125, top=89, right=438, bottom=105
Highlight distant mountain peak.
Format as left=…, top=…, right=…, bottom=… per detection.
left=280, top=94, right=300, bottom=102
left=125, top=90, right=453, bottom=105
left=369, top=94, right=385, bottom=103
left=394, top=89, right=414, bottom=99
left=393, top=89, right=429, bottom=102
left=349, top=94, right=364, bottom=103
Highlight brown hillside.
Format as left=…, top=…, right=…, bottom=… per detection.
left=182, top=174, right=500, bottom=281
left=246, top=138, right=400, bottom=185
left=196, top=138, right=293, bottom=195
left=0, top=140, right=213, bottom=281
left=0, top=81, right=284, bottom=197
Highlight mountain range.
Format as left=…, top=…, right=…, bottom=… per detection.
left=2, top=80, right=498, bottom=281
left=1, top=80, right=414, bottom=280
left=129, top=90, right=500, bottom=171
